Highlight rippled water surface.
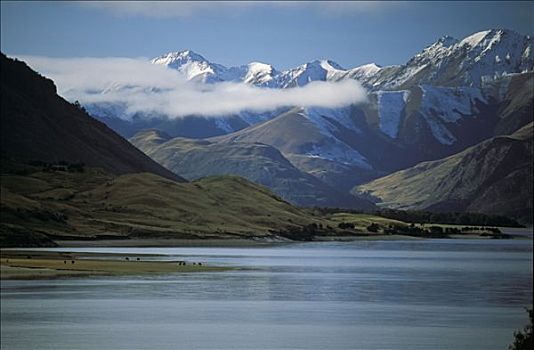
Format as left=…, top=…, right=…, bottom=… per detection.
left=1, top=237, right=532, bottom=349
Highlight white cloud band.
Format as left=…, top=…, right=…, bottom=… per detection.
left=19, top=56, right=367, bottom=118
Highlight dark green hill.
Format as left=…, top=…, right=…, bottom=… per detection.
left=0, top=54, right=182, bottom=181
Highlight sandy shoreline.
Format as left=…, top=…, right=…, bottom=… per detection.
left=0, top=250, right=229, bottom=280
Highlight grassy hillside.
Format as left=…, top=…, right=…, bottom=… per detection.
left=130, top=130, right=373, bottom=209
left=355, top=123, right=534, bottom=223
left=0, top=162, right=346, bottom=246
left=213, top=107, right=380, bottom=190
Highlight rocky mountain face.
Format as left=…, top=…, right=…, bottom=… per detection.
left=355, top=123, right=533, bottom=223
left=80, top=29, right=532, bottom=215
left=348, top=29, right=532, bottom=90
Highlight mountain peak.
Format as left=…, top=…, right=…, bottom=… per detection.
left=458, top=28, right=523, bottom=48
left=459, top=30, right=493, bottom=47
left=436, top=35, right=459, bottom=47
left=152, top=50, right=208, bottom=65
left=247, top=61, right=276, bottom=72
left=354, top=62, right=382, bottom=72
left=305, top=59, right=345, bottom=71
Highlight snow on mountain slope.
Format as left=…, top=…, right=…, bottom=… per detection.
left=363, top=29, right=533, bottom=90
left=376, top=90, right=409, bottom=138
left=152, top=30, right=531, bottom=91
left=217, top=107, right=371, bottom=170
left=304, top=141, right=370, bottom=169
left=151, top=50, right=229, bottom=83
left=274, top=60, right=346, bottom=88
left=340, top=63, right=382, bottom=82
left=304, top=106, right=362, bottom=134
left=459, top=29, right=533, bottom=84
left=242, top=62, right=279, bottom=86
left=420, top=85, right=486, bottom=123
left=83, top=29, right=533, bottom=174
left=418, top=85, right=486, bottom=145
left=297, top=109, right=369, bottom=169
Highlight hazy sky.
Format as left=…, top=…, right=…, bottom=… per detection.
left=2, top=1, right=533, bottom=69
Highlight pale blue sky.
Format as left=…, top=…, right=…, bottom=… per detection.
left=1, top=1, right=533, bottom=70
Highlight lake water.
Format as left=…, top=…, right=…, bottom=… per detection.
left=1, top=238, right=532, bottom=350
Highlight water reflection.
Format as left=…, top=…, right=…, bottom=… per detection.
left=1, top=238, right=532, bottom=350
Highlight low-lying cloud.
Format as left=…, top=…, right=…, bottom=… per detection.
left=19, top=56, right=367, bottom=118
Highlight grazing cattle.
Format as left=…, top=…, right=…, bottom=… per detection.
left=71, top=260, right=75, bottom=264
left=64, top=260, right=67, bottom=264
left=198, top=263, right=202, bottom=266
left=125, top=257, right=129, bottom=261
left=136, top=258, right=140, bottom=261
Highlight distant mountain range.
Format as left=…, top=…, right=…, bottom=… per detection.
left=148, top=29, right=532, bottom=90
left=0, top=54, right=340, bottom=246
left=76, top=29, right=533, bottom=220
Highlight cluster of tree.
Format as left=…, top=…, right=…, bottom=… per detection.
left=73, top=100, right=87, bottom=113
left=374, top=209, right=523, bottom=228
left=509, top=308, right=533, bottom=350
left=275, top=223, right=322, bottom=241
left=367, top=223, right=380, bottom=232
left=28, top=160, right=85, bottom=173
left=460, top=226, right=501, bottom=233
left=309, top=207, right=522, bottom=227
left=338, top=222, right=355, bottom=230
left=381, top=224, right=449, bottom=238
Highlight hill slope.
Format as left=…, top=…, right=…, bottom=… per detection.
left=355, top=123, right=534, bottom=222
left=0, top=54, right=182, bottom=181
left=1, top=168, right=333, bottom=246
left=0, top=54, right=349, bottom=246
left=130, top=130, right=374, bottom=209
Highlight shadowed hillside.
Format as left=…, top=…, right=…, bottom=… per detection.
left=0, top=53, right=182, bottom=181
left=356, top=123, right=534, bottom=223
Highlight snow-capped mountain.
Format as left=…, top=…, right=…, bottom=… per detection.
left=242, top=62, right=279, bottom=86
left=274, top=60, right=346, bottom=88
left=151, top=51, right=348, bottom=88
left=339, top=63, right=382, bottom=83
left=82, top=28, right=533, bottom=209
left=358, top=29, right=533, bottom=90
left=151, top=29, right=532, bottom=90
left=151, top=50, right=279, bottom=86
left=151, top=50, right=229, bottom=83
left=88, top=29, right=534, bottom=148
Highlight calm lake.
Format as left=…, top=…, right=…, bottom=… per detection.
left=1, top=237, right=532, bottom=350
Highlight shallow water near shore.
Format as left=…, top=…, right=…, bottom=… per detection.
left=1, top=236, right=532, bottom=350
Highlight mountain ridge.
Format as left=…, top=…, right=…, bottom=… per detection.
left=150, top=28, right=532, bottom=89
